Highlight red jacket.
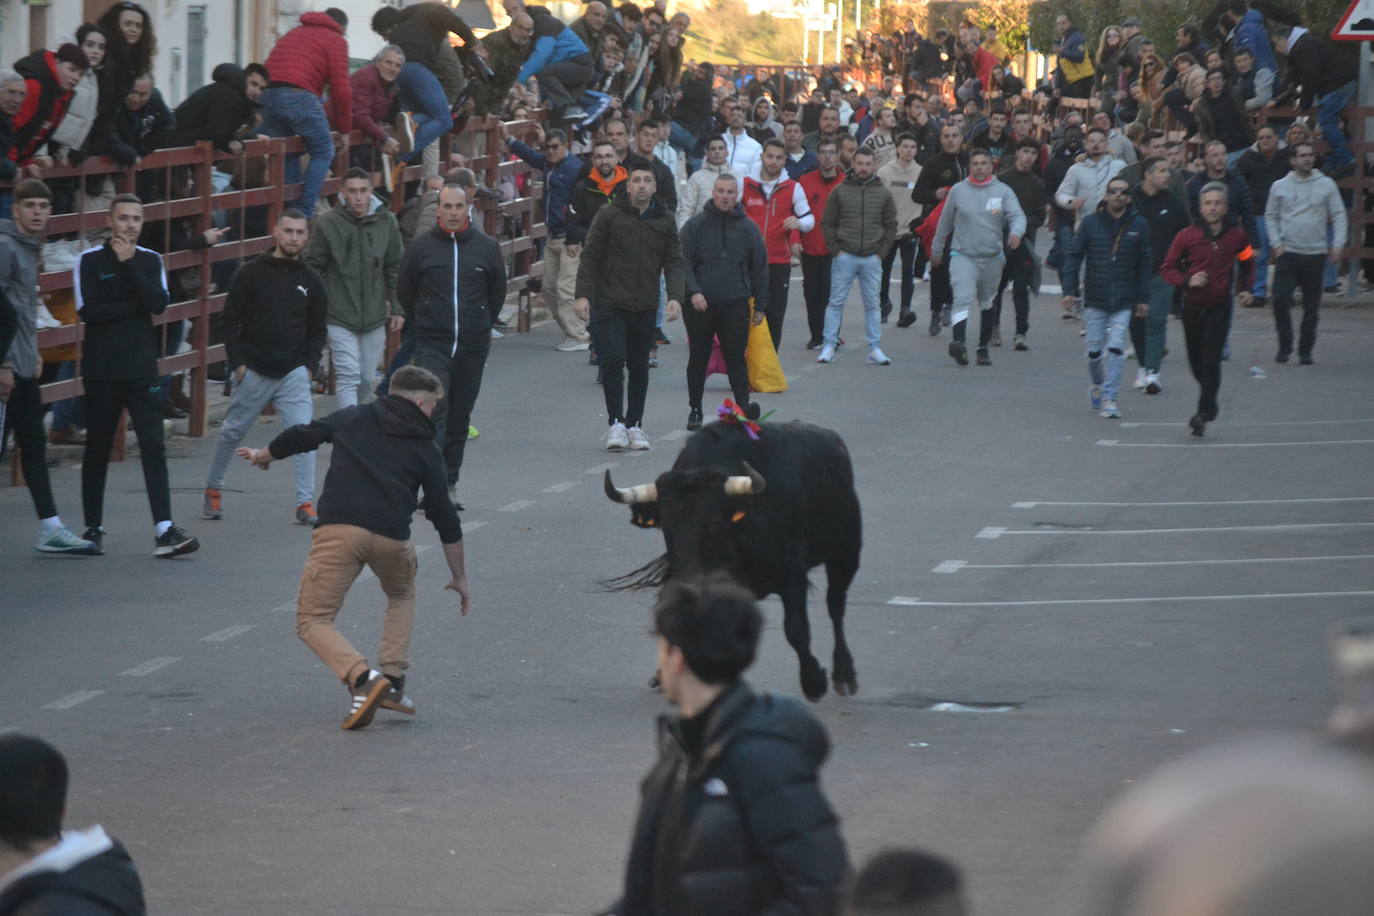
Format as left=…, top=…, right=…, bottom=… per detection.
left=350, top=63, right=397, bottom=143
left=1160, top=217, right=1255, bottom=308
left=797, top=169, right=846, bottom=256
left=264, top=12, right=353, bottom=133
left=9, top=50, right=74, bottom=164
left=741, top=175, right=805, bottom=264
left=972, top=47, right=999, bottom=92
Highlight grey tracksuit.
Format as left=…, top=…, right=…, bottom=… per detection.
left=1264, top=171, right=1348, bottom=255
left=932, top=178, right=1027, bottom=325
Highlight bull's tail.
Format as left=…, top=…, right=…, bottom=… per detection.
left=600, top=553, right=671, bottom=592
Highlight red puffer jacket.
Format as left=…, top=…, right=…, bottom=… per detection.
left=1160, top=216, right=1255, bottom=308
left=263, top=12, right=353, bottom=133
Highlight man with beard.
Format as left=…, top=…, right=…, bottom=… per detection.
left=910, top=123, right=967, bottom=335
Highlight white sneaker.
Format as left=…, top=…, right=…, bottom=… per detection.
left=866, top=347, right=891, bottom=366
left=1133, top=368, right=1149, bottom=390
left=1144, top=371, right=1162, bottom=394
left=490, top=328, right=504, bottom=339
left=816, top=344, right=836, bottom=363
left=605, top=421, right=629, bottom=450
left=557, top=337, right=591, bottom=352
left=34, top=304, right=62, bottom=329
left=1100, top=399, right=1121, bottom=419
left=627, top=425, right=650, bottom=450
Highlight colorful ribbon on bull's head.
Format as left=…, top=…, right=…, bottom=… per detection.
left=717, top=398, right=766, bottom=441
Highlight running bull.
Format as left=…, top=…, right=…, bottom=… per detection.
left=604, top=420, right=861, bottom=701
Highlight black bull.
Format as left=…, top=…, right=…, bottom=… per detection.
left=604, top=420, right=861, bottom=701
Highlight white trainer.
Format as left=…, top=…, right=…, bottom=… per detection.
left=1100, top=399, right=1121, bottom=419
left=1133, top=367, right=1149, bottom=390
left=816, top=344, right=836, bottom=363
left=1144, top=371, right=1162, bottom=394
left=866, top=347, right=891, bottom=366
left=627, top=426, right=651, bottom=450
left=605, top=421, right=629, bottom=450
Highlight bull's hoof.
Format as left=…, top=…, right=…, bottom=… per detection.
left=801, top=665, right=829, bottom=702
left=832, top=672, right=859, bottom=697
left=647, top=670, right=662, bottom=691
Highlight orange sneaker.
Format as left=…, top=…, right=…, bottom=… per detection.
left=202, top=488, right=222, bottom=520
left=295, top=501, right=319, bottom=527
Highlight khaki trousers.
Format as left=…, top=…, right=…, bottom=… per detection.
left=544, top=238, right=589, bottom=341
left=296, top=524, right=417, bottom=685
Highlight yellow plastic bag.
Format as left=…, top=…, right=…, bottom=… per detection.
left=746, top=302, right=788, bottom=393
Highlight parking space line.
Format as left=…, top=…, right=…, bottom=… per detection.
left=119, top=657, right=181, bottom=677
left=200, top=625, right=256, bottom=643
left=43, top=690, right=105, bottom=710
left=1120, top=419, right=1374, bottom=428
left=1013, top=497, right=1374, bottom=508
left=498, top=499, right=536, bottom=513
left=977, top=523, right=1374, bottom=538
left=461, top=520, right=487, bottom=534
left=657, top=429, right=691, bottom=442
left=1098, top=439, right=1374, bottom=448
left=542, top=481, right=578, bottom=493
left=584, top=462, right=619, bottom=475
left=932, top=555, right=1374, bottom=573
left=888, top=590, right=1374, bottom=607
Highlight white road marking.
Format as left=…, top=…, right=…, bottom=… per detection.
left=584, top=462, right=619, bottom=475
left=976, top=527, right=1007, bottom=539
left=1099, top=438, right=1374, bottom=448
left=542, top=481, right=578, bottom=493
left=200, top=625, right=256, bottom=643
left=44, top=690, right=105, bottom=710
left=461, top=520, right=487, bottom=534
left=1120, top=418, right=1374, bottom=428
left=935, top=555, right=1374, bottom=572
left=119, top=657, right=181, bottom=677
left=982, top=522, right=1374, bottom=538
left=657, top=429, right=691, bottom=442
left=274, top=600, right=295, bottom=612
left=498, top=499, right=536, bottom=513
left=1013, top=497, right=1374, bottom=508
left=889, top=591, right=1374, bottom=607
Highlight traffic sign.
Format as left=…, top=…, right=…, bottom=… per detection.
left=1334, top=0, right=1374, bottom=40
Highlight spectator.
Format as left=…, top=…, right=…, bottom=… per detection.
left=911, top=123, right=968, bottom=335
left=1161, top=182, right=1254, bottom=437
left=798, top=138, right=847, bottom=349
left=92, top=0, right=156, bottom=140
left=1192, top=68, right=1253, bottom=164
left=1061, top=175, right=1150, bottom=418
left=993, top=137, right=1048, bottom=350
left=399, top=186, right=506, bottom=507
left=1230, top=47, right=1272, bottom=112
left=8, top=44, right=87, bottom=171
left=349, top=45, right=404, bottom=171
left=878, top=133, right=922, bottom=327
left=1055, top=127, right=1125, bottom=231
left=204, top=209, right=326, bottom=526
left=1042, top=123, right=1084, bottom=284
left=509, top=0, right=594, bottom=125
left=259, top=8, right=352, bottom=219
left=930, top=148, right=1026, bottom=368
left=601, top=575, right=848, bottom=916
left=818, top=147, right=896, bottom=366
left=105, top=72, right=176, bottom=169
left=679, top=172, right=765, bottom=429
left=1163, top=53, right=1204, bottom=134
left=1130, top=156, right=1191, bottom=394
left=49, top=24, right=106, bottom=166
left=646, top=26, right=684, bottom=115
left=0, top=734, right=146, bottom=914
left=0, top=180, right=97, bottom=555
left=1091, top=110, right=1136, bottom=164
left=1186, top=140, right=1257, bottom=243
left=1120, top=16, right=1146, bottom=65
left=1053, top=13, right=1094, bottom=99
left=721, top=98, right=763, bottom=176
left=847, top=848, right=969, bottom=916
left=742, top=137, right=814, bottom=349
left=628, top=118, right=677, bottom=212
left=574, top=162, right=683, bottom=450
left=860, top=105, right=898, bottom=168
left=1275, top=26, right=1358, bottom=176
left=75, top=194, right=199, bottom=558
left=782, top=120, right=818, bottom=179
left=678, top=135, right=735, bottom=227
left=235, top=364, right=469, bottom=731
left=969, top=106, right=1012, bottom=169
left=472, top=12, right=533, bottom=118
left=748, top=96, right=782, bottom=141
left=174, top=62, right=268, bottom=155
left=0, top=71, right=24, bottom=210
left=1237, top=125, right=1290, bottom=305
left=668, top=61, right=714, bottom=170
left=1265, top=141, right=1347, bottom=365
left=508, top=127, right=589, bottom=350
left=1095, top=25, right=1125, bottom=98
left=803, top=106, right=844, bottom=155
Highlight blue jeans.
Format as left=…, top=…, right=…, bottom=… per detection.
left=1319, top=81, right=1356, bottom=170
left=1250, top=218, right=1269, bottom=297
left=823, top=252, right=882, bottom=350
left=1129, top=274, right=1172, bottom=373
left=258, top=87, right=334, bottom=218
left=1084, top=307, right=1130, bottom=401
left=397, top=62, right=452, bottom=165
left=1052, top=222, right=1076, bottom=291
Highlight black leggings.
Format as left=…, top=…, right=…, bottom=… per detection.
left=684, top=299, right=751, bottom=410
left=4, top=376, right=58, bottom=519
left=801, top=253, right=832, bottom=343
left=880, top=235, right=918, bottom=312
left=82, top=378, right=172, bottom=527
left=764, top=262, right=792, bottom=350
left=595, top=306, right=657, bottom=427
left=1182, top=304, right=1231, bottom=420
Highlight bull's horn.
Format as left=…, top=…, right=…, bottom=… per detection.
left=604, top=470, right=658, bottom=504
left=724, top=461, right=767, bottom=496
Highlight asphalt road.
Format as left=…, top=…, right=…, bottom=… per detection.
left=3, top=277, right=1372, bottom=916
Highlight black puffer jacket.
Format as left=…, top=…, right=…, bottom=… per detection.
left=398, top=222, right=507, bottom=358
left=574, top=193, right=685, bottom=311
left=680, top=202, right=767, bottom=304
left=608, top=682, right=848, bottom=916
left=0, top=831, right=146, bottom=916
left=173, top=63, right=256, bottom=153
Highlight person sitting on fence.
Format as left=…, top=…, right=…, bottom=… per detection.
left=506, top=0, right=594, bottom=127
left=349, top=45, right=404, bottom=174
left=173, top=62, right=269, bottom=157
left=8, top=44, right=88, bottom=175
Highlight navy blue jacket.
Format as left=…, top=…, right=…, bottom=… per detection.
left=1063, top=203, right=1151, bottom=313
left=784, top=149, right=819, bottom=180
left=511, top=140, right=583, bottom=239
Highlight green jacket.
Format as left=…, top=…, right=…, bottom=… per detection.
left=575, top=193, right=685, bottom=312
left=304, top=204, right=404, bottom=333
left=474, top=29, right=530, bottom=117
left=821, top=171, right=896, bottom=259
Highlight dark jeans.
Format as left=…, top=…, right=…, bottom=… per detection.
left=413, top=347, right=488, bottom=485
left=1272, top=252, right=1326, bottom=356
left=376, top=334, right=416, bottom=397
left=4, top=376, right=58, bottom=519
left=764, top=262, right=792, bottom=350
left=992, top=241, right=1033, bottom=335
left=880, top=235, right=918, bottom=313
left=683, top=299, right=751, bottom=410
left=539, top=55, right=594, bottom=112
left=929, top=258, right=953, bottom=314
left=801, top=252, right=833, bottom=343
left=82, top=378, right=172, bottom=527
left=594, top=306, right=656, bottom=427
left=1181, top=304, right=1231, bottom=420
left=1163, top=88, right=1198, bottom=133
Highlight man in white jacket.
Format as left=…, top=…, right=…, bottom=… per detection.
left=1264, top=141, right=1348, bottom=365
left=1054, top=126, right=1124, bottom=307
left=677, top=136, right=737, bottom=228
left=721, top=100, right=763, bottom=178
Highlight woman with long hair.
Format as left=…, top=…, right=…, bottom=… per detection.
left=93, top=1, right=156, bottom=112
left=1094, top=25, right=1124, bottom=96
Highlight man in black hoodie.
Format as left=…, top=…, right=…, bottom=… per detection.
left=910, top=123, right=966, bottom=335
left=603, top=575, right=848, bottom=916
left=173, top=62, right=269, bottom=155
left=237, top=365, right=470, bottom=730
left=398, top=185, right=507, bottom=508
left=75, top=194, right=198, bottom=559
left=203, top=209, right=327, bottom=527
left=0, top=734, right=146, bottom=915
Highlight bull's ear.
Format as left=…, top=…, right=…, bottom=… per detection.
left=631, top=506, right=661, bottom=529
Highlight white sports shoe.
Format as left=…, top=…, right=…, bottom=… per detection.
left=866, top=347, right=891, bottom=366
left=605, top=421, right=629, bottom=450
left=816, top=344, right=836, bottom=363
left=1100, top=399, right=1121, bottom=419
left=1144, top=371, right=1162, bottom=394
left=627, top=426, right=650, bottom=450
left=1133, top=368, right=1149, bottom=390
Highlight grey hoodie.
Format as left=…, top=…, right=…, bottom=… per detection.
left=1264, top=170, right=1348, bottom=256
left=932, top=177, right=1027, bottom=260
left=0, top=219, right=42, bottom=378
